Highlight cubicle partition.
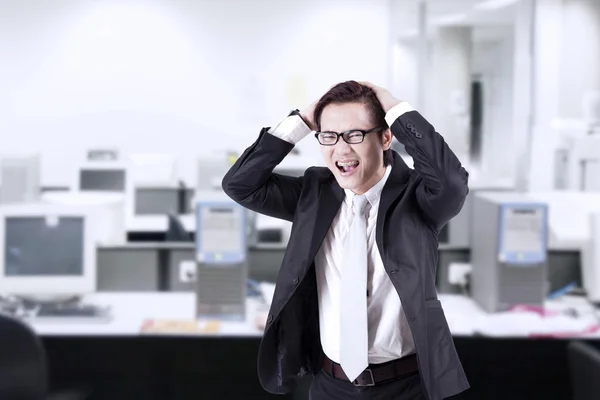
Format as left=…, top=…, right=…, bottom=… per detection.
left=96, top=244, right=285, bottom=292
left=437, top=247, right=583, bottom=296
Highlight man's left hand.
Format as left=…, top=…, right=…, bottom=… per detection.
left=359, top=81, right=402, bottom=113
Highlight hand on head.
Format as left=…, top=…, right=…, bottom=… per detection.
left=358, top=81, right=402, bottom=113
left=300, top=83, right=337, bottom=131
left=300, top=100, right=318, bottom=131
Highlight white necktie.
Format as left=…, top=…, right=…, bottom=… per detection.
left=340, top=194, right=369, bottom=382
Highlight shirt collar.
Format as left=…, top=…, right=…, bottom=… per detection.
left=343, top=165, right=392, bottom=209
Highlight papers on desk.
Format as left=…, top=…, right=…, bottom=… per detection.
left=472, top=298, right=600, bottom=338
left=140, top=319, right=221, bottom=335
left=255, top=285, right=600, bottom=338
left=474, top=312, right=598, bottom=338
left=440, top=294, right=600, bottom=338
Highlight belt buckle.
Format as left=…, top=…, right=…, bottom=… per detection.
left=353, top=369, right=375, bottom=386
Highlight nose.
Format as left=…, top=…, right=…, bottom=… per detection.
left=334, top=140, right=352, bottom=156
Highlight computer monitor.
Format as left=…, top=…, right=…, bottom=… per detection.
left=40, top=192, right=127, bottom=245
left=197, top=155, right=230, bottom=191
left=76, top=160, right=134, bottom=228
left=134, top=187, right=180, bottom=216
left=253, top=214, right=292, bottom=249
left=130, top=153, right=178, bottom=186
left=525, top=191, right=600, bottom=250
left=0, top=203, right=98, bottom=297
left=87, top=148, right=119, bottom=161
left=0, top=155, right=40, bottom=204
left=77, top=161, right=127, bottom=192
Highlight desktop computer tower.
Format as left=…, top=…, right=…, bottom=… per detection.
left=196, top=260, right=248, bottom=321
left=194, top=191, right=247, bottom=321
left=471, top=192, right=549, bottom=312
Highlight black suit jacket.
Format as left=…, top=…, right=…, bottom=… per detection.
left=222, top=110, right=470, bottom=400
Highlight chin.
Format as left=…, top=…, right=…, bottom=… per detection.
left=334, top=173, right=363, bottom=191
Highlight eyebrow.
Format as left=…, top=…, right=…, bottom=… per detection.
left=319, top=127, right=371, bottom=133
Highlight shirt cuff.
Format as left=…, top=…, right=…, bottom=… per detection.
left=268, top=115, right=312, bottom=145
left=385, top=102, right=415, bottom=127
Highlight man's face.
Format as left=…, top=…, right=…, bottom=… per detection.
left=318, top=102, right=392, bottom=194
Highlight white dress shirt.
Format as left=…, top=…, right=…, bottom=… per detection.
left=269, top=102, right=417, bottom=364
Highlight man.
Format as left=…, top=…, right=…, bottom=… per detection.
left=222, top=81, right=470, bottom=400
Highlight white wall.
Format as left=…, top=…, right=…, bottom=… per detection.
left=391, top=39, right=420, bottom=108
left=472, top=29, right=515, bottom=182
left=0, top=0, right=391, bottom=186
left=427, top=26, right=472, bottom=164
left=522, top=0, right=600, bottom=192
left=511, top=0, right=535, bottom=191
left=559, top=0, right=600, bottom=119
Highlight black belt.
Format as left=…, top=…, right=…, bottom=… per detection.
left=323, top=354, right=418, bottom=386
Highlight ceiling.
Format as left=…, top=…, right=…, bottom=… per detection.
left=393, top=0, right=519, bottom=42
left=425, top=0, right=519, bottom=26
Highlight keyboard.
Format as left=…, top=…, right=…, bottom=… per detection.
left=30, top=302, right=112, bottom=322
left=37, top=304, right=103, bottom=317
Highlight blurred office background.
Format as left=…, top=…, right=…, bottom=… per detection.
left=0, top=0, right=600, bottom=399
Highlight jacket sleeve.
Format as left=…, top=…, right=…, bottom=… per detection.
left=221, top=128, right=303, bottom=222
left=389, top=110, right=469, bottom=230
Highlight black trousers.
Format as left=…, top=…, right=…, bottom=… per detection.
left=308, top=368, right=426, bottom=400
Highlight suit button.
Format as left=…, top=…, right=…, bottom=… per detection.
left=415, top=132, right=422, bottom=138
left=390, top=269, right=398, bottom=274
left=292, top=278, right=299, bottom=285
left=267, top=314, right=273, bottom=323
left=406, top=123, right=414, bottom=129
left=410, top=317, right=416, bottom=321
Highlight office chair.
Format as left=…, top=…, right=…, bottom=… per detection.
left=0, top=312, right=47, bottom=399
left=567, top=340, right=600, bottom=400
left=0, top=313, right=89, bottom=400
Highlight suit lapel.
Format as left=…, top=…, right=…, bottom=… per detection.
left=307, top=176, right=344, bottom=264
left=376, top=152, right=411, bottom=258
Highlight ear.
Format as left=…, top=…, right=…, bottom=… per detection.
left=381, top=128, right=393, bottom=151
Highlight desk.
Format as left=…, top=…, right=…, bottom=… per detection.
left=35, top=293, right=600, bottom=400
left=31, top=293, right=263, bottom=338
left=30, top=292, right=600, bottom=338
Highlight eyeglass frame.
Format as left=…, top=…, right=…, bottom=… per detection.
left=314, top=126, right=385, bottom=146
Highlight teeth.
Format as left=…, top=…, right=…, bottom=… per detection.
left=336, top=160, right=358, bottom=167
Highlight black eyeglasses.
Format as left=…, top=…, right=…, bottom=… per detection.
left=314, top=127, right=384, bottom=146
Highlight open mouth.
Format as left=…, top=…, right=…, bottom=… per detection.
left=336, top=160, right=359, bottom=175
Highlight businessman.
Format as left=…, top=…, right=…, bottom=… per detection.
left=222, top=81, right=470, bottom=399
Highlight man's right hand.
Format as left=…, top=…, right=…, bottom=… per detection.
left=300, top=99, right=317, bottom=131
